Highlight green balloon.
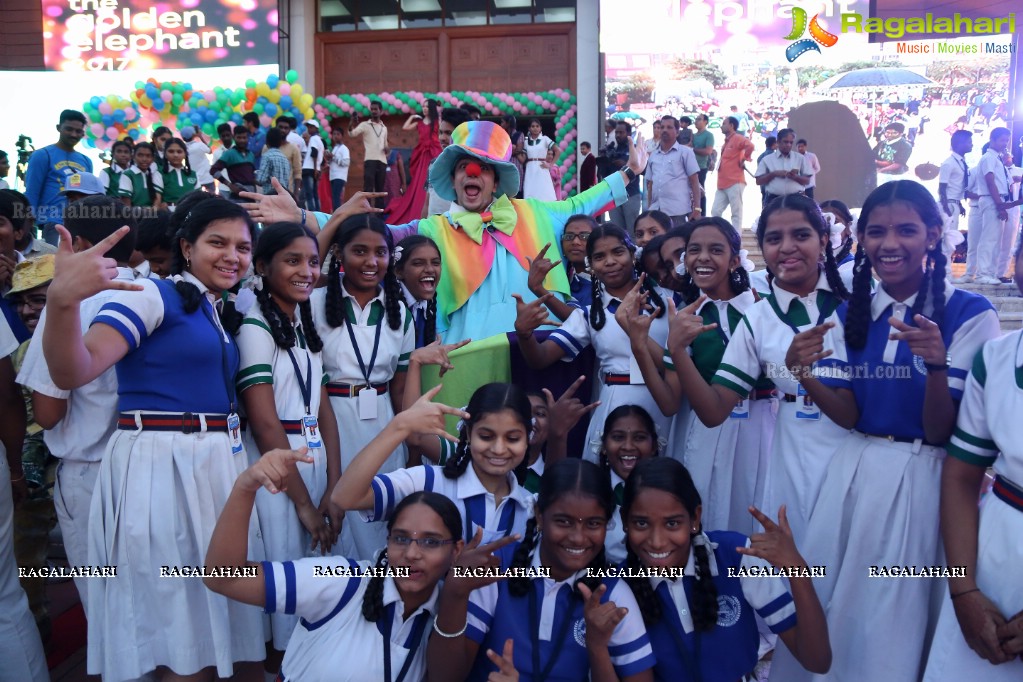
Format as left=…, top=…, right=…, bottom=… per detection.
left=202, top=123, right=215, bottom=135
left=245, top=79, right=256, bottom=89
left=172, top=94, right=183, bottom=106
left=254, top=103, right=264, bottom=114
left=285, top=69, right=298, bottom=84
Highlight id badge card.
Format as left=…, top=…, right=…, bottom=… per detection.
left=358, top=388, right=377, bottom=420
left=227, top=413, right=244, bottom=454
left=795, top=385, right=821, bottom=420
left=303, top=415, right=323, bottom=450
left=730, top=397, right=750, bottom=420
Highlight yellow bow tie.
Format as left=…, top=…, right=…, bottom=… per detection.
left=448, top=195, right=518, bottom=244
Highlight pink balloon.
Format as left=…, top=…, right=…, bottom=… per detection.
left=160, top=91, right=172, bottom=102
left=105, top=126, right=119, bottom=139
left=98, top=102, right=113, bottom=115
left=90, top=123, right=105, bottom=136
left=125, top=108, right=138, bottom=121
left=260, top=114, right=272, bottom=127
left=279, top=83, right=291, bottom=96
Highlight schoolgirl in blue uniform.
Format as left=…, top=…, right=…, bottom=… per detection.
left=204, top=443, right=468, bottom=682
left=770, top=180, right=1000, bottom=682
left=235, top=222, right=343, bottom=664
left=41, top=196, right=265, bottom=680
left=516, top=224, right=670, bottom=462
left=563, top=214, right=595, bottom=309
left=664, top=194, right=851, bottom=545
left=619, top=457, right=831, bottom=682
left=311, top=213, right=416, bottom=560
left=335, top=382, right=536, bottom=545
left=427, top=458, right=657, bottom=682
left=393, top=234, right=441, bottom=348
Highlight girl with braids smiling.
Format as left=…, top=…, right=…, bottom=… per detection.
left=311, top=213, right=415, bottom=560
left=204, top=438, right=467, bottom=682
left=620, top=458, right=831, bottom=682
left=427, top=458, right=657, bottom=682
left=125, top=141, right=164, bottom=208
left=393, top=234, right=441, bottom=348
left=334, top=382, right=535, bottom=545
left=660, top=194, right=851, bottom=545
left=42, top=196, right=265, bottom=680
left=515, top=224, right=670, bottom=464
left=618, top=217, right=775, bottom=536
left=769, top=180, right=1000, bottom=682
left=234, top=222, right=343, bottom=673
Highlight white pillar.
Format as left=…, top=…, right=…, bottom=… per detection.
left=576, top=0, right=600, bottom=176
left=289, top=0, right=317, bottom=88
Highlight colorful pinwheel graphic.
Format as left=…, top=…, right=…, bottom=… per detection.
left=784, top=8, right=839, bottom=62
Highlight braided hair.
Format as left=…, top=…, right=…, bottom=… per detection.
left=169, top=193, right=256, bottom=335
left=394, top=235, right=442, bottom=346
left=508, top=459, right=614, bottom=597
left=755, top=193, right=849, bottom=302
left=846, top=180, right=947, bottom=351
left=678, top=217, right=751, bottom=304
left=587, top=224, right=664, bottom=330
left=324, top=214, right=403, bottom=331
left=621, top=458, right=717, bottom=629
left=161, top=137, right=194, bottom=176
left=251, top=222, right=325, bottom=353
left=361, top=491, right=462, bottom=622
left=132, top=142, right=159, bottom=206
left=597, top=405, right=660, bottom=476
left=443, top=383, right=531, bottom=482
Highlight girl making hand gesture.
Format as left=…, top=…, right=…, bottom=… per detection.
left=427, top=458, right=657, bottom=682
left=42, top=196, right=265, bottom=681
left=770, top=180, right=1000, bottom=682
left=620, top=458, right=831, bottom=681
left=204, top=445, right=467, bottom=682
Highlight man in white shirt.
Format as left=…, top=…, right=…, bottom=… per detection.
left=973, top=127, right=1013, bottom=284
left=645, top=115, right=702, bottom=227
left=940, top=131, right=973, bottom=278
left=327, top=125, right=350, bottom=210
left=755, top=128, right=810, bottom=206
left=349, top=101, right=389, bottom=208
left=796, top=139, right=821, bottom=200
left=301, top=119, right=325, bottom=212
left=181, top=126, right=216, bottom=193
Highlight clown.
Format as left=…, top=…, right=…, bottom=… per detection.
left=243, top=120, right=646, bottom=343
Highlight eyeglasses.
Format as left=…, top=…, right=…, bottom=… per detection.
left=15, top=295, right=47, bottom=311
left=387, top=534, right=455, bottom=550
left=562, top=233, right=590, bottom=242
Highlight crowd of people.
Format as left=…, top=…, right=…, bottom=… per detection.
left=0, top=108, right=1022, bottom=682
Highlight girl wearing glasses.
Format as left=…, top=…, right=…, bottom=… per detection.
left=527, top=214, right=596, bottom=319
left=205, top=442, right=467, bottom=682
left=335, top=382, right=536, bottom=544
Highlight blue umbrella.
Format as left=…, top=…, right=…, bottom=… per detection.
left=825, top=67, right=935, bottom=89
left=611, top=111, right=646, bottom=122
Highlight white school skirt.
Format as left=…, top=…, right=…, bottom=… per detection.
left=682, top=397, right=776, bottom=536
left=759, top=401, right=848, bottom=545
left=923, top=490, right=1023, bottom=681
left=246, top=430, right=330, bottom=650
left=86, top=427, right=265, bottom=681
left=771, top=432, right=946, bottom=682
left=582, top=383, right=672, bottom=464
left=329, top=390, right=407, bottom=561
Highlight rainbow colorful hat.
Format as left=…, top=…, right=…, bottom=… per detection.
left=429, top=121, right=520, bottom=203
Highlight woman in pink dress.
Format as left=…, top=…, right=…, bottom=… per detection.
left=386, top=98, right=441, bottom=223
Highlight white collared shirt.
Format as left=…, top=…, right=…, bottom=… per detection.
left=938, top=152, right=969, bottom=201
left=755, top=150, right=810, bottom=197
left=646, top=141, right=700, bottom=216
left=17, top=267, right=143, bottom=462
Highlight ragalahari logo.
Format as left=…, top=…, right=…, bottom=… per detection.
left=784, top=8, right=839, bottom=62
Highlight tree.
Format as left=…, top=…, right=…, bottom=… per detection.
left=837, top=59, right=903, bottom=72
left=667, top=58, right=728, bottom=88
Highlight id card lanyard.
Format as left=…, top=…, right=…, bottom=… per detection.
left=202, top=302, right=244, bottom=453
left=285, top=346, right=323, bottom=450
left=344, top=304, right=384, bottom=420
left=381, top=605, right=427, bottom=682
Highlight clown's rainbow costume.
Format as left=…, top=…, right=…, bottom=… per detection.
left=317, top=121, right=628, bottom=343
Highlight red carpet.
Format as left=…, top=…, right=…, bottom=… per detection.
left=48, top=603, right=87, bottom=670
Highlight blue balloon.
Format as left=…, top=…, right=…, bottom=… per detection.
left=264, top=103, right=277, bottom=116
left=90, top=96, right=102, bottom=107
left=113, top=109, right=126, bottom=122
left=101, top=114, right=112, bottom=125
left=280, top=95, right=292, bottom=109
left=191, top=112, right=203, bottom=124
left=129, top=129, right=140, bottom=139
left=152, top=99, right=164, bottom=111
left=267, top=74, right=279, bottom=88
left=205, top=110, right=217, bottom=123
left=231, top=113, right=242, bottom=123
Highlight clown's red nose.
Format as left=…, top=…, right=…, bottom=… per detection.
left=464, top=161, right=482, bottom=177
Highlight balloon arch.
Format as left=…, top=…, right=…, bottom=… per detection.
left=81, top=70, right=582, bottom=195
